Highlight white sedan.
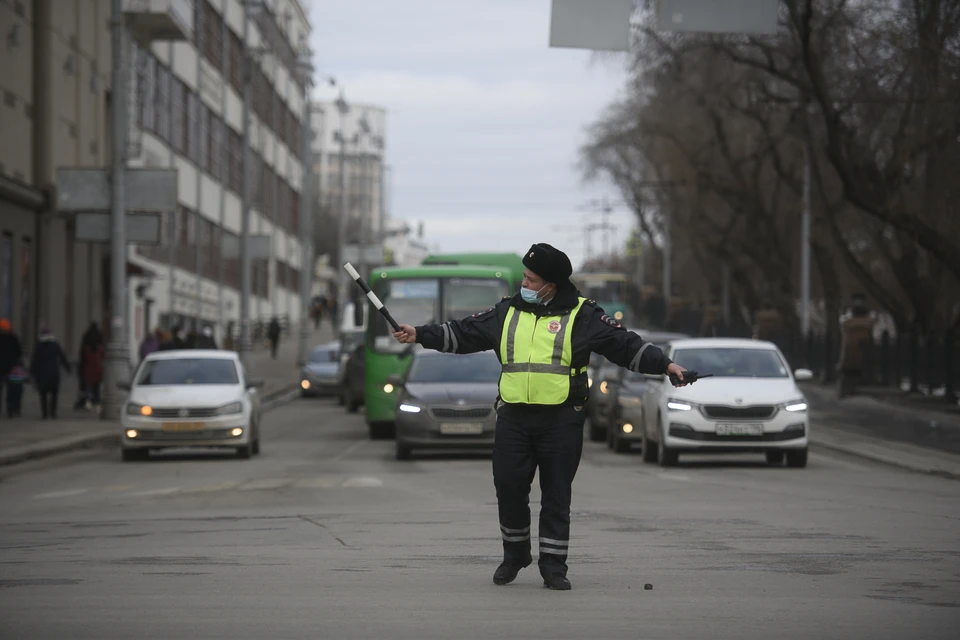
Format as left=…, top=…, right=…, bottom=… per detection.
left=637, top=338, right=812, bottom=467
left=119, top=350, right=264, bottom=461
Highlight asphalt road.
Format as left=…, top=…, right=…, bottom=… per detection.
left=1, top=398, right=958, bottom=639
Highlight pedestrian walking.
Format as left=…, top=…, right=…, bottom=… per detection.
left=29, top=327, right=71, bottom=419
left=5, top=360, right=28, bottom=417
left=391, top=243, right=689, bottom=590
left=195, top=325, right=218, bottom=349
left=80, top=323, right=105, bottom=409
left=268, top=317, right=281, bottom=359
left=0, top=318, right=23, bottom=418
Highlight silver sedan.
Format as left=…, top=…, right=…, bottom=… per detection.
left=391, top=350, right=502, bottom=460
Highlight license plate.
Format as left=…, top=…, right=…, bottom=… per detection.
left=440, top=422, right=484, bottom=435
left=161, top=422, right=206, bottom=432
left=715, top=423, right=764, bottom=436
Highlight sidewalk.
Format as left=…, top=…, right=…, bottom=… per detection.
left=804, top=382, right=960, bottom=478
left=0, top=324, right=334, bottom=466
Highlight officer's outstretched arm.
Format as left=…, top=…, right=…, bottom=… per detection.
left=414, top=305, right=502, bottom=355
left=583, top=307, right=671, bottom=375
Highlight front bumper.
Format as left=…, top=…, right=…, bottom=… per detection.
left=301, top=374, right=341, bottom=395
left=121, top=413, right=250, bottom=449
left=396, top=411, right=496, bottom=449
left=663, top=405, right=808, bottom=451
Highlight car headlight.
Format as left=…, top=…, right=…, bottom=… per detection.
left=588, top=377, right=593, bottom=388
left=782, top=399, right=808, bottom=412
left=599, top=381, right=609, bottom=394
left=126, top=403, right=152, bottom=416
left=666, top=399, right=694, bottom=411
left=399, top=403, right=421, bottom=414
left=216, top=401, right=243, bottom=415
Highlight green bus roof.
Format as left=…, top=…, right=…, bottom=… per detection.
left=422, top=252, right=524, bottom=276
left=371, top=264, right=514, bottom=280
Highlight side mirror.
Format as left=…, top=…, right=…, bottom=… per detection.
left=386, top=374, right=404, bottom=387
left=247, top=378, right=266, bottom=389
left=794, top=368, right=814, bottom=382
left=117, top=382, right=132, bottom=391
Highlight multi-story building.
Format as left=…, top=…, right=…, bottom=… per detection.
left=310, top=100, right=386, bottom=274
left=129, top=0, right=311, bottom=351
left=0, top=0, right=312, bottom=362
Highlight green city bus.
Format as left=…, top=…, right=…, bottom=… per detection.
left=363, top=264, right=516, bottom=439
left=571, top=271, right=629, bottom=322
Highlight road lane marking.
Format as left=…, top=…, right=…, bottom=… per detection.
left=293, top=477, right=341, bottom=489
left=103, top=484, right=135, bottom=492
left=127, top=487, right=182, bottom=497
left=33, top=489, right=89, bottom=499
left=238, top=478, right=292, bottom=491
left=331, top=440, right=367, bottom=462
left=184, top=481, right=241, bottom=493
left=342, top=476, right=383, bottom=488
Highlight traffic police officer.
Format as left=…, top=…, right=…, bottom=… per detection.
left=392, top=243, right=687, bottom=590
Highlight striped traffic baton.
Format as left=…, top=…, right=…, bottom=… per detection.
left=343, top=262, right=402, bottom=332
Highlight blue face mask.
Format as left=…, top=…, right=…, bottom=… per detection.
left=520, top=284, right=548, bottom=305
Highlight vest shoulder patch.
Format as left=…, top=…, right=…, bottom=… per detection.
left=600, top=314, right=622, bottom=329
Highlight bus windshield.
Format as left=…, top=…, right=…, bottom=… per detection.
left=372, top=277, right=509, bottom=353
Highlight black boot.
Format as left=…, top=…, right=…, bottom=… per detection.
left=543, top=573, right=572, bottom=591
left=493, top=557, right=531, bottom=586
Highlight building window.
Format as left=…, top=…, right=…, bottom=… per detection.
left=140, top=51, right=156, bottom=132
left=209, top=115, right=223, bottom=180
left=187, top=92, right=200, bottom=164
left=228, top=30, right=243, bottom=94
left=155, top=64, right=171, bottom=142
left=203, top=0, right=223, bottom=70
left=171, top=78, right=185, bottom=154
left=200, top=105, right=210, bottom=172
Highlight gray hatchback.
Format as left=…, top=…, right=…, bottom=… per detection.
left=392, top=350, right=501, bottom=460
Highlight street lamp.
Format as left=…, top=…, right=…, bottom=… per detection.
left=334, top=91, right=351, bottom=336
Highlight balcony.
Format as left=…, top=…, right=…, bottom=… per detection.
left=124, top=0, right=194, bottom=44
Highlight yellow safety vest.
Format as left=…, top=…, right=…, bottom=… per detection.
left=498, top=297, right=588, bottom=405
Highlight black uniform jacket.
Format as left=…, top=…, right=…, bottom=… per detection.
left=414, top=282, right=673, bottom=407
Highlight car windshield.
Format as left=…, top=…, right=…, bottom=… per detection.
left=407, top=353, right=502, bottom=384
left=136, top=358, right=239, bottom=385
left=308, top=348, right=338, bottom=364
left=444, top=278, right=510, bottom=321
left=671, top=347, right=789, bottom=379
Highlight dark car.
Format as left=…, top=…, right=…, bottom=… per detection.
left=341, top=342, right=366, bottom=413
left=587, top=359, right=621, bottom=441
left=300, top=343, right=341, bottom=397
left=392, top=350, right=501, bottom=460
left=606, top=330, right=690, bottom=453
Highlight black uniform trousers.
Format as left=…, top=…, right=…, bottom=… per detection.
left=492, top=402, right=585, bottom=578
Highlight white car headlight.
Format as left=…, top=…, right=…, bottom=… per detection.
left=126, top=403, right=152, bottom=416
left=399, top=403, right=421, bottom=414
left=216, top=401, right=243, bottom=415
left=667, top=399, right=694, bottom=411
left=783, top=400, right=808, bottom=412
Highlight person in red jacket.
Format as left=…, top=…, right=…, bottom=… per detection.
left=80, top=322, right=105, bottom=409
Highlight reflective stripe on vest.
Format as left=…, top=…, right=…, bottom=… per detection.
left=498, top=297, right=587, bottom=405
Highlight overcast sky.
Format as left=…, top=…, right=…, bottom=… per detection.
left=308, top=0, right=636, bottom=270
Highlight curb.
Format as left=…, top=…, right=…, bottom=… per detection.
left=810, top=427, right=960, bottom=480
left=0, top=432, right=119, bottom=467
left=0, top=383, right=303, bottom=468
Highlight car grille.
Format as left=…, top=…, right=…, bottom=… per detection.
left=702, top=405, right=776, bottom=419
left=149, top=407, right=221, bottom=419
left=143, top=428, right=237, bottom=440
left=669, top=425, right=805, bottom=441
left=429, top=407, right=494, bottom=420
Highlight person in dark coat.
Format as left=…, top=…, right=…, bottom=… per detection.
left=195, top=325, right=218, bottom=349
left=170, top=325, right=187, bottom=350
left=30, top=328, right=71, bottom=419
left=0, top=318, right=24, bottom=418
left=268, top=317, right=281, bottom=359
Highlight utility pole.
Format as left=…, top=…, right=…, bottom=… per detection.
left=297, top=49, right=315, bottom=366
left=800, top=136, right=812, bottom=336
left=238, top=0, right=252, bottom=369
left=334, top=93, right=350, bottom=335
left=103, top=0, right=129, bottom=419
